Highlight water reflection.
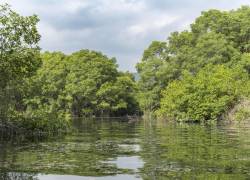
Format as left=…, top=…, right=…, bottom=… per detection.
left=37, top=174, right=141, bottom=180
left=0, top=173, right=141, bottom=180
left=0, top=118, right=249, bottom=179
left=106, top=156, right=144, bottom=170
left=139, top=120, right=250, bottom=179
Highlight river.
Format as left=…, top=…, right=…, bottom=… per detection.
left=0, top=118, right=249, bottom=179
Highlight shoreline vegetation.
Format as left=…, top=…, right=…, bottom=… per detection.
left=0, top=4, right=250, bottom=137
left=137, top=6, right=250, bottom=123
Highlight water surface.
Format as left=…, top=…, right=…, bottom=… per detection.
left=0, top=118, right=249, bottom=179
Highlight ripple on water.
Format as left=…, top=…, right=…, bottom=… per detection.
left=118, top=144, right=141, bottom=152
left=0, top=119, right=250, bottom=179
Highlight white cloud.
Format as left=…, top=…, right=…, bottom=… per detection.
left=127, top=14, right=179, bottom=37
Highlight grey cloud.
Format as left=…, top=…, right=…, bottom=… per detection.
left=0, top=0, right=249, bottom=71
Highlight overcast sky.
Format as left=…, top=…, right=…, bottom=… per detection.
left=0, top=0, right=249, bottom=71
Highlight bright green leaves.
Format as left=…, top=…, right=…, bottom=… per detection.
left=191, top=7, right=250, bottom=53
left=0, top=4, right=41, bottom=87
left=157, top=65, right=249, bottom=122
left=0, top=4, right=40, bottom=51
left=137, top=6, right=250, bottom=121
left=239, top=53, right=250, bottom=73
left=0, top=4, right=41, bottom=120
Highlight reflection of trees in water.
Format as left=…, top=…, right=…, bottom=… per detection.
left=0, top=123, right=47, bottom=141
left=0, top=172, right=38, bottom=180
left=220, top=120, right=250, bottom=153
left=0, top=119, right=141, bottom=177
left=0, top=119, right=249, bottom=179
left=139, top=120, right=250, bottom=179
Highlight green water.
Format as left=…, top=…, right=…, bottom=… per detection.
left=0, top=118, right=250, bottom=180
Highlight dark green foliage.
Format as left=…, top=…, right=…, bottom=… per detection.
left=24, top=50, right=139, bottom=122
left=136, top=41, right=169, bottom=111
left=0, top=4, right=41, bottom=88
left=0, top=4, right=139, bottom=135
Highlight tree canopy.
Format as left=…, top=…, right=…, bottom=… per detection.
left=1, top=4, right=250, bottom=135
left=137, top=6, right=250, bottom=122
left=0, top=4, right=41, bottom=120
left=24, top=50, right=139, bottom=128
left=0, top=4, right=139, bottom=134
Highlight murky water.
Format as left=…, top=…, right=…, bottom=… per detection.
left=0, top=118, right=250, bottom=179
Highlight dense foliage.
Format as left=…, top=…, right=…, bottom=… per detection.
left=0, top=4, right=41, bottom=121
left=0, top=4, right=139, bottom=134
left=24, top=51, right=139, bottom=121
left=157, top=65, right=249, bottom=121
left=1, top=3, right=250, bottom=135
left=137, top=6, right=250, bottom=122
left=8, top=51, right=138, bottom=133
